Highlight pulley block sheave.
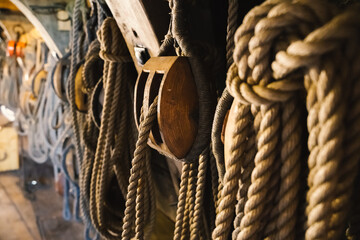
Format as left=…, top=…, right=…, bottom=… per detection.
left=31, top=69, right=47, bottom=98
left=134, top=56, right=199, bottom=159
left=74, top=64, right=88, bottom=112
left=53, top=57, right=70, bottom=102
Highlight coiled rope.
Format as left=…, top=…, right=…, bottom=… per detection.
left=213, top=0, right=360, bottom=239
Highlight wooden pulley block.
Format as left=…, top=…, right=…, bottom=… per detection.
left=31, top=69, right=47, bottom=98
left=134, top=56, right=199, bottom=159
left=52, top=58, right=70, bottom=102
left=74, top=64, right=88, bottom=112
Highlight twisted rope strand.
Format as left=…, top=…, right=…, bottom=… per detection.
left=121, top=96, right=158, bottom=240
left=174, top=162, right=190, bottom=240
left=238, top=104, right=281, bottom=240
left=212, top=102, right=251, bottom=240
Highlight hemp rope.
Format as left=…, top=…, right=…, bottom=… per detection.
left=213, top=0, right=360, bottom=239
left=121, top=98, right=157, bottom=240
left=190, top=147, right=208, bottom=240
left=73, top=2, right=110, bottom=238
left=82, top=18, right=138, bottom=239
left=79, top=39, right=102, bottom=240
left=212, top=102, right=252, bottom=240
left=173, top=149, right=210, bottom=240
left=67, top=0, right=87, bottom=165
left=232, top=108, right=256, bottom=239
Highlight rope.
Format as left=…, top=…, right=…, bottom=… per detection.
left=84, top=18, right=137, bottom=239
left=156, top=1, right=215, bottom=239
left=173, top=149, right=209, bottom=240
left=67, top=0, right=86, bottom=166
left=212, top=102, right=252, bottom=240
left=79, top=39, right=102, bottom=240
left=211, top=89, right=233, bottom=183
left=232, top=115, right=256, bottom=239
left=121, top=97, right=157, bottom=240
left=226, top=0, right=239, bottom=69
left=212, top=0, right=360, bottom=239
left=190, top=148, right=208, bottom=240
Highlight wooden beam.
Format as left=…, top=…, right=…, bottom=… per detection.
left=105, top=0, right=170, bottom=71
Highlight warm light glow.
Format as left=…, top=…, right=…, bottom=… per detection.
left=1, top=105, right=15, bottom=122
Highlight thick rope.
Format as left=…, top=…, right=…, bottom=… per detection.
left=84, top=18, right=137, bottom=239
left=121, top=97, right=158, bottom=240
left=67, top=0, right=86, bottom=165
left=174, top=162, right=190, bottom=240
left=214, top=1, right=360, bottom=240
left=232, top=116, right=256, bottom=239
left=190, top=148, right=208, bottom=240
left=212, top=102, right=252, bottom=240
left=214, top=1, right=360, bottom=239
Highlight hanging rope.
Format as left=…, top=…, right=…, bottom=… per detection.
left=83, top=17, right=138, bottom=239
left=67, top=0, right=87, bottom=165
left=121, top=98, right=157, bottom=240
left=213, top=0, right=360, bottom=240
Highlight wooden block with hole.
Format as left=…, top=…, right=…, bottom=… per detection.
left=0, top=127, right=19, bottom=172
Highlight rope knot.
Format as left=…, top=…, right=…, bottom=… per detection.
left=99, top=50, right=132, bottom=63
left=228, top=0, right=360, bottom=104
left=227, top=63, right=303, bottom=106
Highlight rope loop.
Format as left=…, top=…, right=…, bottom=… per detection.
left=227, top=63, right=303, bottom=106
left=99, top=50, right=132, bottom=63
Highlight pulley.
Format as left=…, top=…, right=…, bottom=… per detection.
left=31, top=69, right=47, bottom=98
left=53, top=57, right=70, bottom=102
left=74, top=64, right=88, bottom=112
left=134, top=56, right=199, bottom=159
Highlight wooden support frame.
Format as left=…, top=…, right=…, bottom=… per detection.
left=105, top=0, right=170, bottom=71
